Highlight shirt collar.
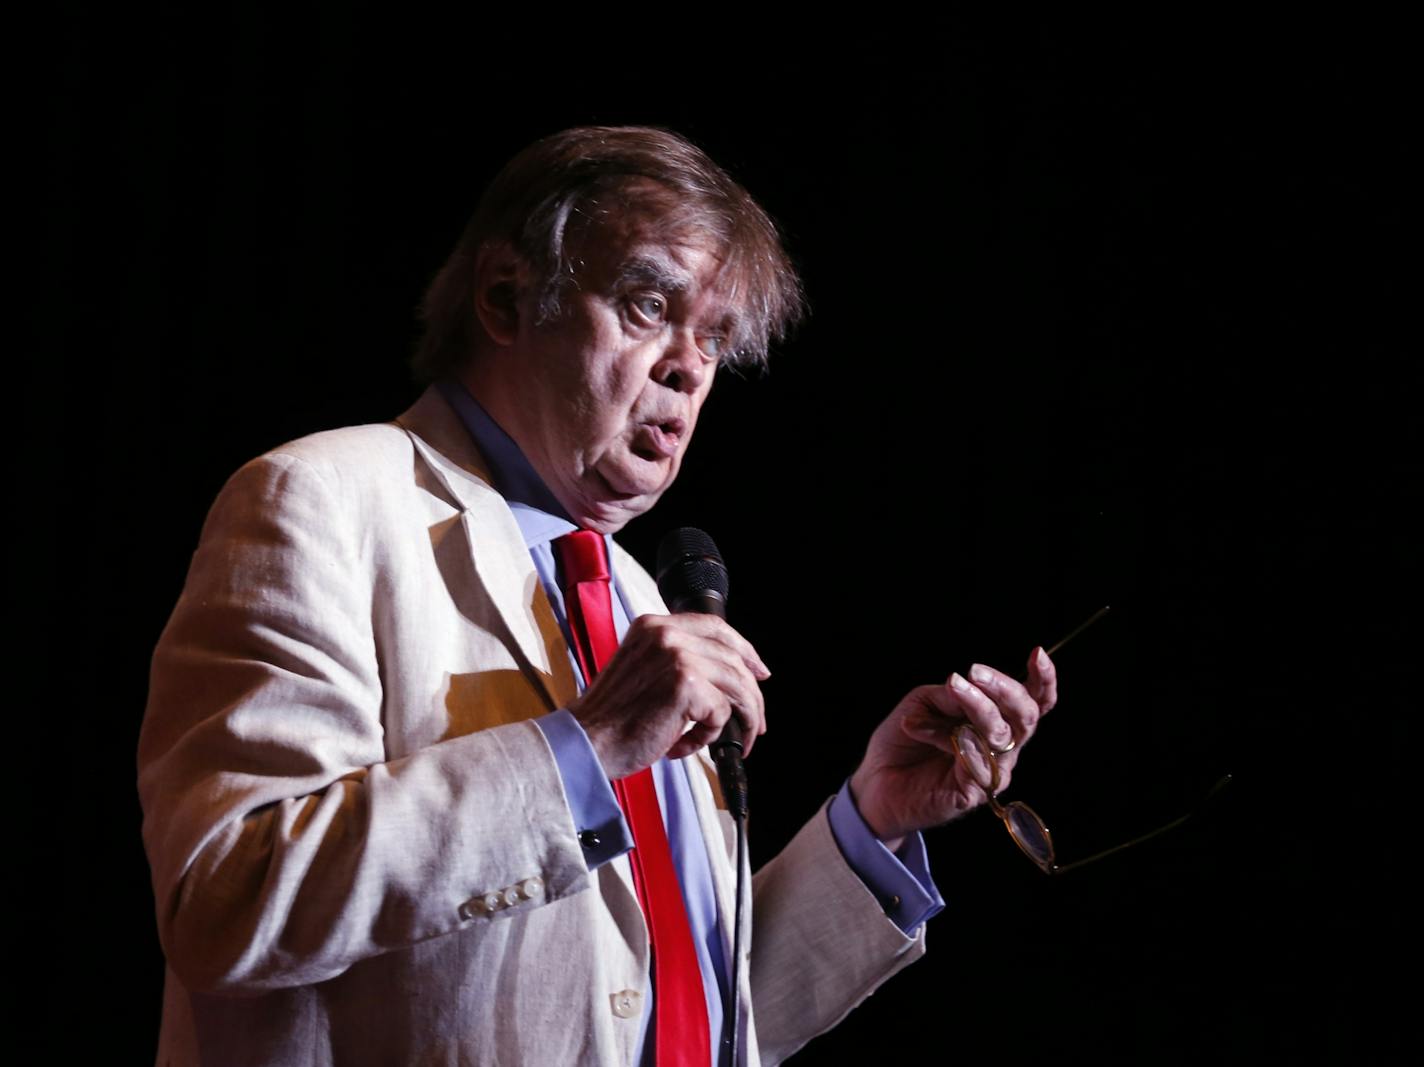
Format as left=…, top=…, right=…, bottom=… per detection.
left=437, top=378, right=577, bottom=549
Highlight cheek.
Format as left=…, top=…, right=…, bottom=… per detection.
left=576, top=376, right=643, bottom=459
left=583, top=341, right=645, bottom=415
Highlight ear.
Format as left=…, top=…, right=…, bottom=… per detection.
left=473, top=242, right=531, bottom=347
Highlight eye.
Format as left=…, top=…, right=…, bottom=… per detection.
left=629, top=293, right=668, bottom=325
left=697, top=335, right=725, bottom=360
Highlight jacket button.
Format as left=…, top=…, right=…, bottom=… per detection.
left=520, top=877, right=544, bottom=900
left=610, top=989, right=643, bottom=1018
left=458, top=891, right=504, bottom=920
left=579, top=830, right=602, bottom=849
left=502, top=886, right=522, bottom=907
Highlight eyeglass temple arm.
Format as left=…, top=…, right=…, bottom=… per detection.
left=1009, top=605, right=1111, bottom=684
left=1044, top=604, right=1112, bottom=659
left=1049, top=774, right=1234, bottom=876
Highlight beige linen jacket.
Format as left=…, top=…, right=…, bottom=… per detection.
left=138, top=385, right=926, bottom=1066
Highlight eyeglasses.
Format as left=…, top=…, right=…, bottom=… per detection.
left=954, top=605, right=1231, bottom=876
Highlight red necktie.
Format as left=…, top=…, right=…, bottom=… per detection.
left=555, top=530, right=711, bottom=1067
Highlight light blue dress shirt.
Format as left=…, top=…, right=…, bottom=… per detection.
left=437, top=379, right=944, bottom=1066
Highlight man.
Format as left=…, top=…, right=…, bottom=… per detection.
left=138, top=126, right=1058, bottom=1066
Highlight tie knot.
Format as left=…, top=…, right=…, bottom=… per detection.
left=556, top=530, right=611, bottom=584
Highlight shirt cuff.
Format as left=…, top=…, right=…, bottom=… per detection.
left=828, top=779, right=946, bottom=935
left=535, top=710, right=633, bottom=871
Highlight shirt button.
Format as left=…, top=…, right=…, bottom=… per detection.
left=610, top=989, right=643, bottom=1018
left=502, top=886, right=522, bottom=907
left=482, top=891, right=503, bottom=912
left=520, top=877, right=544, bottom=900
left=579, top=830, right=602, bottom=849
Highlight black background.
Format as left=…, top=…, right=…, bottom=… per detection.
left=39, top=11, right=1412, bottom=1064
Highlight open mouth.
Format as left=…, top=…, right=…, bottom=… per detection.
left=632, top=419, right=685, bottom=461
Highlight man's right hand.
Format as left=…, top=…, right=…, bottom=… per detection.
left=569, top=613, right=770, bottom=780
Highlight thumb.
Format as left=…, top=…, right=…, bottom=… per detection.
left=901, top=710, right=955, bottom=753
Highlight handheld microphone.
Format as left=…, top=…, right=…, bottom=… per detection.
left=655, top=527, right=749, bottom=818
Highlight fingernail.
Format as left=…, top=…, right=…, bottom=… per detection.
left=949, top=673, right=970, bottom=693
left=1036, top=647, right=1050, bottom=671
left=969, top=664, right=994, bottom=686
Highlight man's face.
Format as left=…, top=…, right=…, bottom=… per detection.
left=487, top=211, right=737, bottom=533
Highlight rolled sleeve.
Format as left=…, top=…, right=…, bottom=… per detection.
left=828, top=780, right=945, bottom=934
left=535, top=709, right=633, bottom=870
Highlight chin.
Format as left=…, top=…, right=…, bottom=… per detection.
left=579, top=466, right=671, bottom=531
left=572, top=486, right=657, bottom=535
left=578, top=502, right=644, bottom=535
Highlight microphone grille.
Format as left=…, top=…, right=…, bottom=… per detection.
left=656, top=527, right=730, bottom=601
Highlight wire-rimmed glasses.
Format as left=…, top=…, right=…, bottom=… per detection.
left=954, top=605, right=1231, bottom=875
left=950, top=722, right=1059, bottom=870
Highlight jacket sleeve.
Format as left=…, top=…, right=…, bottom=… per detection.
left=137, top=449, right=592, bottom=996
left=748, top=803, right=929, bottom=1065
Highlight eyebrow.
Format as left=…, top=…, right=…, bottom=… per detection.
left=611, top=254, right=746, bottom=343
left=612, top=255, right=694, bottom=295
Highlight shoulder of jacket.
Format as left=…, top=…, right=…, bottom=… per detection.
left=224, top=420, right=416, bottom=490
left=263, top=419, right=413, bottom=468
left=197, top=423, right=421, bottom=529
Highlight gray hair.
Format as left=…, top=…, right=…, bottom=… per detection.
left=412, top=126, right=804, bottom=382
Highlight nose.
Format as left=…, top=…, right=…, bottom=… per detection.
left=651, top=329, right=710, bottom=395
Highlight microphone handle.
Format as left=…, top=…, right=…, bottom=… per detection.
left=711, top=719, right=748, bottom=819
left=671, top=589, right=749, bottom=818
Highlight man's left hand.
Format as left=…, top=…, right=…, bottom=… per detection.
left=847, top=647, right=1058, bottom=851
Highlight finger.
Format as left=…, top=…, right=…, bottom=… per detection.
left=682, top=651, right=765, bottom=757
left=665, top=613, right=771, bottom=681
left=728, top=708, right=760, bottom=758
left=903, top=692, right=1000, bottom=794
left=699, top=647, right=764, bottom=729
left=967, top=663, right=1044, bottom=743
left=946, top=672, right=1014, bottom=752
left=1027, top=646, right=1058, bottom=713
left=675, top=635, right=767, bottom=752
left=908, top=681, right=966, bottom=722
left=669, top=718, right=724, bottom=760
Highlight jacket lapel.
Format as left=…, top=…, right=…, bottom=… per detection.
left=395, top=385, right=578, bottom=714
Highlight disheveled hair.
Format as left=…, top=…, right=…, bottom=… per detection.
left=412, top=126, right=804, bottom=382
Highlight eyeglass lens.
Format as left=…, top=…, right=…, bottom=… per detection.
left=1005, top=803, right=1053, bottom=867
left=952, top=723, right=1055, bottom=869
